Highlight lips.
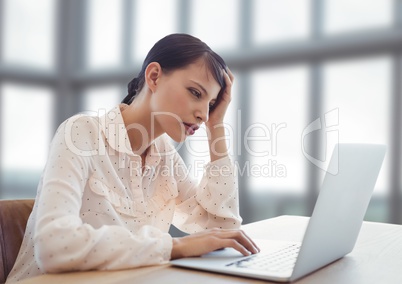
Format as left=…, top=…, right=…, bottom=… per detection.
left=183, top=123, right=199, bottom=135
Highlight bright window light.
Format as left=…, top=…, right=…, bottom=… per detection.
left=82, top=85, right=122, bottom=114
left=1, top=84, right=54, bottom=171
left=86, top=0, right=123, bottom=69
left=190, top=0, right=240, bottom=51
left=2, top=0, right=55, bottom=69
left=252, top=0, right=310, bottom=45
left=249, top=66, right=309, bottom=192
left=323, top=56, right=391, bottom=194
left=324, top=0, right=392, bottom=34
left=132, top=0, right=179, bottom=62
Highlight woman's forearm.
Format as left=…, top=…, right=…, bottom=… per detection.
left=207, top=124, right=228, bottom=162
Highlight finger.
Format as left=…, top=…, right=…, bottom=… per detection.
left=232, top=231, right=260, bottom=254
left=235, top=230, right=260, bottom=253
left=226, top=67, right=235, bottom=83
left=221, top=239, right=252, bottom=256
left=216, top=229, right=259, bottom=254
left=246, top=236, right=260, bottom=253
left=221, top=72, right=233, bottom=102
left=223, top=70, right=233, bottom=89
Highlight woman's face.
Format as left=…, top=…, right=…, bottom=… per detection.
left=150, top=59, right=221, bottom=142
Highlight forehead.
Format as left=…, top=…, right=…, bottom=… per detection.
left=179, top=60, right=221, bottom=99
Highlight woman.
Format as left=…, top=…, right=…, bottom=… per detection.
left=7, top=34, right=259, bottom=283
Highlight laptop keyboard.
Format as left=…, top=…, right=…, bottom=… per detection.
left=226, top=243, right=300, bottom=273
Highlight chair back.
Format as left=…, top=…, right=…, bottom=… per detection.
left=0, top=199, right=34, bottom=283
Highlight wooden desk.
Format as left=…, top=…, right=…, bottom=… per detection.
left=18, top=216, right=402, bottom=284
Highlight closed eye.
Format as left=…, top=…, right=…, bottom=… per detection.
left=209, top=99, right=217, bottom=111
left=189, top=88, right=201, bottom=99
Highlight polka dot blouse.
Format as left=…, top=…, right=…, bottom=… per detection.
left=6, top=105, right=241, bottom=283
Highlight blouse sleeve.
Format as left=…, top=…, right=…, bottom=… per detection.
left=171, top=150, right=242, bottom=233
left=33, top=115, right=172, bottom=273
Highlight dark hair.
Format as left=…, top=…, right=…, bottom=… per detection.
left=122, top=33, right=227, bottom=106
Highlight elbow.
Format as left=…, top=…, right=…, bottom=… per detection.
left=35, top=242, right=87, bottom=273
left=34, top=229, right=88, bottom=273
left=34, top=217, right=93, bottom=273
left=35, top=252, right=62, bottom=273
left=34, top=240, right=71, bottom=273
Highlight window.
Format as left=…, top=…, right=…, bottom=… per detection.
left=323, top=0, right=393, bottom=34
left=82, top=85, right=123, bottom=114
left=0, top=84, right=54, bottom=198
left=1, top=84, right=54, bottom=171
left=252, top=0, right=311, bottom=45
left=249, top=66, right=309, bottom=192
left=132, top=0, right=179, bottom=62
left=323, top=56, right=391, bottom=195
left=86, top=0, right=123, bottom=69
left=2, top=0, right=55, bottom=69
left=190, top=0, right=240, bottom=51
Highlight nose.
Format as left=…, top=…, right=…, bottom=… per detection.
left=196, top=103, right=209, bottom=123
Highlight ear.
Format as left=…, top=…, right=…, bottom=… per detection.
left=145, top=62, right=162, bottom=93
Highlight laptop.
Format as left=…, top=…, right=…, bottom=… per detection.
left=171, top=143, right=386, bottom=282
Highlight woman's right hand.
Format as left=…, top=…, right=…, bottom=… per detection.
left=170, top=228, right=260, bottom=260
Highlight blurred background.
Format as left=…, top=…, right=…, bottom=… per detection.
left=1, top=0, right=402, bottom=225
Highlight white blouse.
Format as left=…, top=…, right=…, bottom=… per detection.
left=7, top=105, right=241, bottom=283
